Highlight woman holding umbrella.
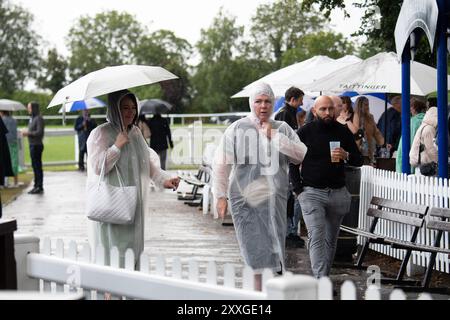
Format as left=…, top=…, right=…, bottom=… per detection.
left=86, top=89, right=179, bottom=266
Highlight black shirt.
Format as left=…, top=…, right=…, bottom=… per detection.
left=274, top=103, right=298, bottom=130
left=275, top=103, right=299, bottom=190
left=290, top=120, right=363, bottom=191
left=148, top=115, right=173, bottom=151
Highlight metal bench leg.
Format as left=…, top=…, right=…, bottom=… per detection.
left=382, top=225, right=423, bottom=286
left=381, top=248, right=421, bottom=286
left=355, top=217, right=380, bottom=268
left=355, top=241, right=370, bottom=268
left=421, top=230, right=443, bottom=289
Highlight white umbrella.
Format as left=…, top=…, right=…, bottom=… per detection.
left=232, top=55, right=361, bottom=98
left=302, top=52, right=449, bottom=96
left=58, top=97, right=106, bottom=113
left=47, top=65, right=179, bottom=108
left=0, top=99, right=26, bottom=111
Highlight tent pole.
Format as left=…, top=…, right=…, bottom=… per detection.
left=437, top=0, right=448, bottom=179
left=384, top=93, right=388, bottom=147
left=401, top=46, right=411, bottom=174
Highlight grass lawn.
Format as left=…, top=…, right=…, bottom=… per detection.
left=23, top=135, right=75, bottom=164
left=1, top=172, right=34, bottom=206
left=19, top=122, right=226, bottom=167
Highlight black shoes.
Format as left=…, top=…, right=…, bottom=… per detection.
left=28, top=187, right=44, bottom=194
left=286, top=234, right=305, bottom=248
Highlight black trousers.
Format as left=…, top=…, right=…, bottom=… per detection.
left=78, top=147, right=87, bottom=169
left=30, top=144, right=44, bottom=188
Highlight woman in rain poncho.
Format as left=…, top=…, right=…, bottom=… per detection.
left=87, top=89, right=179, bottom=266
left=212, top=83, right=307, bottom=290
left=409, top=106, right=438, bottom=174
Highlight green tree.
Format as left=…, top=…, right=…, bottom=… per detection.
left=36, top=48, right=68, bottom=94
left=281, top=31, right=355, bottom=67
left=191, top=9, right=277, bottom=113
left=249, top=0, right=327, bottom=68
left=134, top=30, right=193, bottom=113
left=66, top=10, right=143, bottom=80
left=0, top=0, right=41, bottom=94
left=302, top=0, right=435, bottom=65
left=191, top=9, right=245, bottom=113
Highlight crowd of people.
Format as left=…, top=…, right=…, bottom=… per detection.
left=210, top=83, right=446, bottom=286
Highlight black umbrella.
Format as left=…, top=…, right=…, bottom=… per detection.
left=140, top=99, right=173, bottom=114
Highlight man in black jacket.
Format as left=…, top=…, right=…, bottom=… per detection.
left=74, top=110, right=97, bottom=171
left=291, top=96, right=363, bottom=278
left=148, top=113, right=173, bottom=170
left=275, top=87, right=305, bottom=248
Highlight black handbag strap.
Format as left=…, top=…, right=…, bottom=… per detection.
left=417, top=124, right=433, bottom=165
left=418, top=125, right=425, bottom=165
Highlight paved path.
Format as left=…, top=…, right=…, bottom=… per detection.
left=3, top=170, right=244, bottom=282
left=2, top=170, right=243, bottom=257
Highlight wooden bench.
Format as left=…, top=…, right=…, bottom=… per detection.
left=389, top=207, right=450, bottom=293
left=340, top=196, right=429, bottom=286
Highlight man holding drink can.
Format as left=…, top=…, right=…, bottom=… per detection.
left=290, top=96, right=363, bottom=278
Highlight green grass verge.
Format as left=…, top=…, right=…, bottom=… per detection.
left=1, top=172, right=34, bottom=205
left=23, top=135, right=75, bottom=164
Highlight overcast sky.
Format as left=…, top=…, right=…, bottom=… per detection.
left=12, top=0, right=364, bottom=58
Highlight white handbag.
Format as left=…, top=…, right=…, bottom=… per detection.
left=86, top=154, right=137, bottom=224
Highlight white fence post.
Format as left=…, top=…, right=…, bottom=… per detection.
left=188, top=259, right=199, bottom=282
left=341, top=280, right=357, bottom=300
left=223, top=264, right=235, bottom=288
left=365, top=285, right=381, bottom=300
left=206, top=261, right=217, bottom=285
left=14, top=234, right=40, bottom=291
left=389, top=289, right=407, bottom=300
left=265, top=275, right=318, bottom=300
left=242, top=266, right=254, bottom=291
left=317, top=277, right=333, bottom=300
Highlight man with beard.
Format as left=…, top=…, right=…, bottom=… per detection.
left=290, top=96, right=363, bottom=278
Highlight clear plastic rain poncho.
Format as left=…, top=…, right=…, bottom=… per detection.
left=86, top=90, right=171, bottom=266
left=212, top=83, right=307, bottom=273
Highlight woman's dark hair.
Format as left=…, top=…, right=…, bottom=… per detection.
left=427, top=97, right=437, bottom=108
left=138, top=114, right=146, bottom=122
left=355, top=96, right=370, bottom=120
left=28, top=101, right=40, bottom=117
left=410, top=97, right=427, bottom=115
left=340, top=96, right=354, bottom=121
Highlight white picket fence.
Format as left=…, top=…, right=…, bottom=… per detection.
left=13, top=235, right=433, bottom=300
left=359, top=166, right=450, bottom=273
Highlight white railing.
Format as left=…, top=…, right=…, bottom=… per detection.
left=359, top=166, right=450, bottom=274
left=14, top=236, right=432, bottom=300
left=14, top=112, right=250, bottom=126
left=17, top=122, right=227, bottom=169
left=17, top=129, right=79, bottom=168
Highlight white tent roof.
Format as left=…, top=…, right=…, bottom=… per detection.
left=232, top=55, right=361, bottom=98
left=302, top=52, right=449, bottom=96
